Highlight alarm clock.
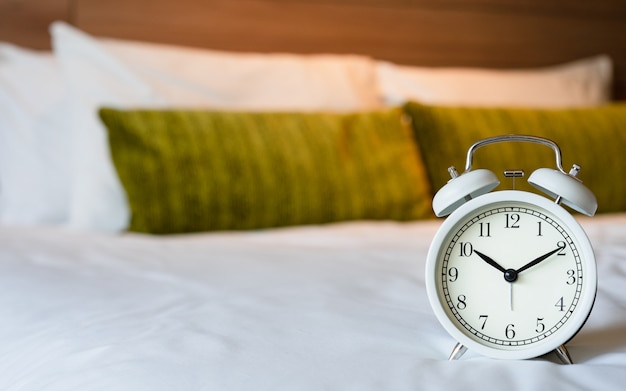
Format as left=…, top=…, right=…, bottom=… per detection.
left=425, top=135, right=597, bottom=364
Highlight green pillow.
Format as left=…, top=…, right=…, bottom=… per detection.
left=403, top=101, right=626, bottom=214
left=100, top=108, right=433, bottom=234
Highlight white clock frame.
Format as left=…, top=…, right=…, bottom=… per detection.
left=425, top=190, right=597, bottom=361
left=424, top=135, right=598, bottom=364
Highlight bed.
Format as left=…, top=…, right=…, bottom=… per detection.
left=1, top=1, right=626, bottom=389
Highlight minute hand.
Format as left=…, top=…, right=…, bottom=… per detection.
left=516, top=247, right=562, bottom=274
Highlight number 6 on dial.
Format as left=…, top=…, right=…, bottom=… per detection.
left=425, top=135, right=597, bottom=364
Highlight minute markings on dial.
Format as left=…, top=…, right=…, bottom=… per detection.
left=437, top=201, right=587, bottom=349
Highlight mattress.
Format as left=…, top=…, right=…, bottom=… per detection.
left=1, top=214, right=625, bottom=390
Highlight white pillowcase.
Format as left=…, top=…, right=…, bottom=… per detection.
left=377, top=55, right=612, bottom=107
left=50, top=21, right=382, bottom=232
left=0, top=43, right=71, bottom=225
left=0, top=21, right=615, bottom=232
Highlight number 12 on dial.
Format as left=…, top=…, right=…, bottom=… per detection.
left=426, top=191, right=596, bottom=361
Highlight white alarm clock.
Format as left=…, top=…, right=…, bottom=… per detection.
left=425, top=135, right=597, bottom=364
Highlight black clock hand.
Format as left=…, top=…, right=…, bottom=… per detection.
left=475, top=250, right=520, bottom=283
left=473, top=250, right=507, bottom=273
left=516, top=245, right=564, bottom=274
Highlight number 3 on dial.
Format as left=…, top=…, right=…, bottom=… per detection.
left=426, top=191, right=597, bottom=361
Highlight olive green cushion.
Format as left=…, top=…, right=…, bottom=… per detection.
left=404, top=101, right=626, bottom=214
left=100, top=108, right=433, bottom=234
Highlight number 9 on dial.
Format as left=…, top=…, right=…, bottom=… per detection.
left=425, top=135, right=598, bottom=363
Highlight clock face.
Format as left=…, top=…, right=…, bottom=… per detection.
left=426, top=191, right=597, bottom=360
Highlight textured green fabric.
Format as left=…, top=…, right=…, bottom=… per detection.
left=404, top=101, right=626, bottom=214
left=100, top=107, right=433, bottom=234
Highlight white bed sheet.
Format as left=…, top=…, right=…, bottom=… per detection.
left=0, top=214, right=625, bottom=390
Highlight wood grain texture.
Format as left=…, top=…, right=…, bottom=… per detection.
left=71, top=0, right=623, bottom=65
left=0, top=0, right=70, bottom=49
left=1, top=0, right=625, bottom=98
left=72, top=0, right=626, bottom=98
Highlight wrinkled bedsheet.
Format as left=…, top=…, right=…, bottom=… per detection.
left=1, top=214, right=625, bottom=390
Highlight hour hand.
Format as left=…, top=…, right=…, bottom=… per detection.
left=474, top=250, right=507, bottom=273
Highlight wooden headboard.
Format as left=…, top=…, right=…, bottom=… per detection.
left=2, top=0, right=626, bottom=99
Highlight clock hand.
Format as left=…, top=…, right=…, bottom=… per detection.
left=475, top=250, right=519, bottom=283
left=516, top=246, right=563, bottom=274
left=475, top=250, right=516, bottom=309
left=473, top=250, right=507, bottom=273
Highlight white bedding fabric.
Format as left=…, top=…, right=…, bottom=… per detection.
left=0, top=30, right=614, bottom=232
left=1, top=214, right=625, bottom=390
left=376, top=55, right=612, bottom=108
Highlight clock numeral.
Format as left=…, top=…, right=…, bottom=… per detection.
left=566, top=269, right=576, bottom=285
left=448, top=267, right=459, bottom=282
left=505, top=323, right=516, bottom=339
left=535, top=318, right=545, bottom=333
left=479, top=315, right=488, bottom=330
left=458, top=242, right=473, bottom=257
left=456, top=295, right=467, bottom=310
left=505, top=213, right=520, bottom=228
left=537, top=221, right=543, bottom=236
left=557, top=241, right=567, bottom=256
left=479, top=222, right=491, bottom=237
left=555, top=296, right=565, bottom=312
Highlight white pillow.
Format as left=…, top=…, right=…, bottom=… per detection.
left=0, top=43, right=71, bottom=225
left=50, top=21, right=381, bottom=232
left=377, top=55, right=612, bottom=107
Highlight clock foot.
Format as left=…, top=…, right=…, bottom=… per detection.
left=554, top=344, right=573, bottom=364
left=448, top=342, right=468, bottom=360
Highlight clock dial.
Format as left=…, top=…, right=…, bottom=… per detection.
left=426, top=191, right=596, bottom=359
